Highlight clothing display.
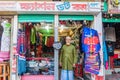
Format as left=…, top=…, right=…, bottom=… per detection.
left=0, top=20, right=11, bottom=52
left=17, top=29, right=26, bottom=54
left=82, top=26, right=101, bottom=75
left=0, top=25, right=3, bottom=49
left=106, top=42, right=114, bottom=56
left=18, top=55, right=26, bottom=75
left=82, top=26, right=101, bottom=53
left=17, top=22, right=54, bottom=76
left=105, top=27, right=116, bottom=42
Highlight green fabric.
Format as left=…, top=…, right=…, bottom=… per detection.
left=5, top=23, right=11, bottom=28
left=60, top=44, right=78, bottom=70
left=31, top=27, right=36, bottom=44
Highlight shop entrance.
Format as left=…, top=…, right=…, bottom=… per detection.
left=58, top=17, right=101, bottom=80
left=17, top=14, right=54, bottom=80
left=17, top=14, right=100, bottom=80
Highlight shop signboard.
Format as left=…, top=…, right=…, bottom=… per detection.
left=0, top=1, right=16, bottom=11
left=108, top=0, right=120, bottom=13
left=17, top=1, right=101, bottom=12
left=0, top=1, right=101, bottom=12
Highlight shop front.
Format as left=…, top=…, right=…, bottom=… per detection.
left=103, top=0, right=120, bottom=80
left=0, top=1, right=17, bottom=80
left=0, top=1, right=103, bottom=80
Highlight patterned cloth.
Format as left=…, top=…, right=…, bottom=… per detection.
left=0, top=21, right=11, bottom=51
left=82, top=26, right=101, bottom=75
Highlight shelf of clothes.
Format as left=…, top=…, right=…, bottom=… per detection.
left=18, top=57, right=54, bottom=75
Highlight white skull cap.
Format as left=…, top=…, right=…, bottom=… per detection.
left=66, top=36, right=71, bottom=40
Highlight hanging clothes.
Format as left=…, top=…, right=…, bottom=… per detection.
left=25, top=23, right=31, bottom=50
left=17, top=28, right=26, bottom=54
left=36, top=31, right=40, bottom=46
left=82, top=26, right=101, bottom=75
left=103, top=34, right=109, bottom=69
left=82, top=26, right=101, bottom=53
left=46, top=37, right=54, bottom=47
left=18, top=55, right=26, bottom=75
left=30, top=25, right=36, bottom=44
left=105, top=27, right=116, bottom=42
left=106, top=41, right=114, bottom=56
left=0, top=20, right=11, bottom=52
left=0, top=25, right=3, bottom=50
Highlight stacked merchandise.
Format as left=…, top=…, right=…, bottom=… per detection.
left=26, top=58, right=54, bottom=75
left=17, top=22, right=54, bottom=76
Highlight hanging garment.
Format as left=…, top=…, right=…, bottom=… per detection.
left=82, top=26, right=101, bottom=53
left=17, top=29, right=26, bottom=54
left=30, top=26, right=36, bottom=44
left=84, top=52, right=101, bottom=75
left=0, top=25, right=3, bottom=49
left=18, top=55, right=26, bottom=75
left=46, top=37, right=54, bottom=47
left=36, top=31, right=40, bottom=46
left=81, top=26, right=101, bottom=75
left=105, top=27, right=116, bottom=42
left=103, top=41, right=108, bottom=69
left=25, top=23, right=31, bottom=50
left=0, top=20, right=11, bottom=51
left=106, top=42, right=114, bottom=56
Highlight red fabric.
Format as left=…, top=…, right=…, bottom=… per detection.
left=36, top=45, right=42, bottom=57
left=110, top=54, right=118, bottom=69
left=95, top=75, right=104, bottom=80
left=21, top=75, right=54, bottom=80
left=74, top=64, right=83, bottom=77
left=46, top=37, right=54, bottom=47
left=84, top=36, right=99, bottom=52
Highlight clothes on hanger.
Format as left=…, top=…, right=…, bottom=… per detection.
left=0, top=20, right=11, bottom=52
left=18, top=55, right=26, bottom=75
left=105, top=26, right=116, bottom=42
left=81, top=26, right=101, bottom=75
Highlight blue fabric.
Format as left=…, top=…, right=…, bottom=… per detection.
left=82, top=26, right=101, bottom=74
left=84, top=52, right=101, bottom=75
left=103, top=41, right=108, bottom=67
left=18, top=56, right=26, bottom=75
left=82, top=26, right=101, bottom=53
left=61, top=70, right=74, bottom=80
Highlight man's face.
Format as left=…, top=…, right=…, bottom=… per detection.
left=66, top=37, right=71, bottom=45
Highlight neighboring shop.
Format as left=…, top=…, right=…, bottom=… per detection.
left=0, top=1, right=103, bottom=80
left=103, top=0, right=120, bottom=80
left=0, top=1, right=17, bottom=80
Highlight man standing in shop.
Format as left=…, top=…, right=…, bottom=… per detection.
left=60, top=36, right=78, bottom=80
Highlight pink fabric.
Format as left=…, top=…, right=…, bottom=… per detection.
left=0, top=51, right=10, bottom=61
left=105, top=61, right=108, bottom=70
left=21, top=75, right=54, bottom=80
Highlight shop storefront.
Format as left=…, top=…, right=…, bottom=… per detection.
left=0, top=1, right=17, bottom=80
left=0, top=1, right=103, bottom=80
left=103, top=0, right=120, bottom=80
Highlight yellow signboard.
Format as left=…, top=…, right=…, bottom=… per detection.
left=108, top=0, right=120, bottom=13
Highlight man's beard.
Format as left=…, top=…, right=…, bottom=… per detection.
left=66, top=42, right=70, bottom=45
